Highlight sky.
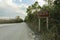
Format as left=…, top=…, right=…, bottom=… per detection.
left=0, top=0, right=46, bottom=19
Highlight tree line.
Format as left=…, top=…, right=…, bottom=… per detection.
left=25, top=0, right=60, bottom=40
left=0, top=16, right=23, bottom=24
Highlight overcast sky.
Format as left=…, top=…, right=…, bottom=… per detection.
left=0, top=0, right=46, bottom=19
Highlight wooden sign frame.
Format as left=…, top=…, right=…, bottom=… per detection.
left=37, top=11, right=49, bottom=31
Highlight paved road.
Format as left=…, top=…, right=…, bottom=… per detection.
left=0, top=22, right=35, bottom=40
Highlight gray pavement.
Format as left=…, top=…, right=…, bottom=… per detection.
left=0, top=22, right=35, bottom=40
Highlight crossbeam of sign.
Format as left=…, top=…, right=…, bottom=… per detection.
left=37, top=11, right=49, bottom=17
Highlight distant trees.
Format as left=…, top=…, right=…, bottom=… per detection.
left=0, top=16, right=23, bottom=24
left=15, top=16, right=23, bottom=23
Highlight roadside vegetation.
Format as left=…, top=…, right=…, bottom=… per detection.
left=25, top=0, right=60, bottom=40
left=0, top=16, right=23, bottom=24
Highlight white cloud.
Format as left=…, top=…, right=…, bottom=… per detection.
left=0, top=0, right=17, bottom=8
left=4, top=0, right=19, bottom=9
left=0, top=17, right=14, bottom=19
left=18, top=4, right=28, bottom=8
left=0, top=0, right=27, bottom=19
left=0, top=0, right=46, bottom=19
left=16, top=9, right=27, bottom=15
left=35, top=0, right=46, bottom=6
left=0, top=0, right=2, bottom=2
left=19, top=0, right=22, bottom=2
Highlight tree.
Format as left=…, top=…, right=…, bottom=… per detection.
left=26, top=1, right=41, bottom=22
left=41, top=0, right=60, bottom=40
left=54, top=0, right=60, bottom=22
left=44, top=0, right=54, bottom=6
left=15, top=16, right=23, bottom=22
left=54, top=0, right=60, bottom=39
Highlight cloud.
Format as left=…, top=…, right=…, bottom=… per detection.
left=4, top=0, right=19, bottom=9
left=0, top=0, right=46, bottom=19
left=0, top=0, right=28, bottom=19
left=19, top=0, right=22, bottom=2
left=35, top=0, right=46, bottom=6
left=18, top=3, right=28, bottom=8
left=0, top=6, right=26, bottom=19
left=0, top=0, right=2, bottom=2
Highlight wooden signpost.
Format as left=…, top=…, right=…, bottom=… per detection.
left=37, top=10, right=49, bottom=31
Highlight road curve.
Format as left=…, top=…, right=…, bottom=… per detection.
left=0, top=22, right=34, bottom=40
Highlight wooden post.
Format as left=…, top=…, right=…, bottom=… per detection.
left=39, top=18, right=40, bottom=31
left=46, top=17, right=48, bottom=30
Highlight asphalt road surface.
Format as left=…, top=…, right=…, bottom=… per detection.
left=0, top=22, right=35, bottom=40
